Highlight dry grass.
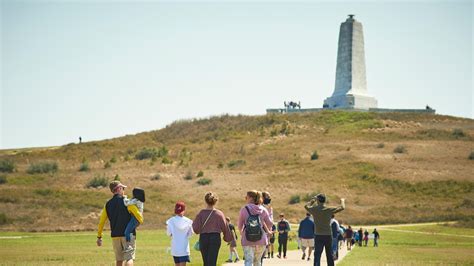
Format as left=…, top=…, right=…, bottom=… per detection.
left=0, top=111, right=473, bottom=231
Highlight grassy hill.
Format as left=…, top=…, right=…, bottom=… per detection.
left=0, top=111, right=473, bottom=231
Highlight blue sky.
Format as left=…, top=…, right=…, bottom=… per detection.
left=1, top=1, right=472, bottom=149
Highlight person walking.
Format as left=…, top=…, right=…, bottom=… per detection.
left=261, top=191, right=274, bottom=261
left=237, top=190, right=273, bottom=266
left=344, top=225, right=354, bottom=251
left=192, top=192, right=233, bottom=266
left=305, top=194, right=345, bottom=266
left=330, top=214, right=340, bottom=260
left=166, top=202, right=193, bottom=266
left=276, top=213, right=291, bottom=259
left=225, top=217, right=240, bottom=263
left=298, top=213, right=315, bottom=261
left=373, top=228, right=380, bottom=247
left=363, top=229, right=369, bottom=247
left=96, top=181, right=143, bottom=266
left=357, top=228, right=363, bottom=247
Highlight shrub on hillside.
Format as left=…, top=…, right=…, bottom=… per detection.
left=113, top=174, right=120, bottom=181
left=27, top=162, right=58, bottom=174
left=79, top=162, right=90, bottom=172
left=0, top=213, right=9, bottom=225
left=197, top=178, right=212, bottom=186
left=469, top=151, right=474, bottom=160
left=162, top=157, right=172, bottom=164
left=376, top=143, right=385, bottom=148
left=104, top=162, right=111, bottom=169
left=34, top=188, right=53, bottom=196
left=289, top=195, right=301, bottom=204
left=227, top=159, right=246, bottom=168
left=217, top=162, right=224, bottom=169
left=303, top=192, right=318, bottom=202
left=311, top=151, right=319, bottom=160
left=0, top=175, right=7, bottom=184
left=110, top=156, right=117, bottom=163
left=151, top=174, right=161, bottom=180
left=87, top=175, right=108, bottom=188
left=135, top=146, right=168, bottom=160
left=0, top=160, right=15, bottom=173
left=197, top=170, right=204, bottom=177
left=393, top=145, right=407, bottom=154
left=452, top=128, right=466, bottom=139
left=184, top=172, right=193, bottom=180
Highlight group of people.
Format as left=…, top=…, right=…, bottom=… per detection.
left=96, top=180, right=358, bottom=266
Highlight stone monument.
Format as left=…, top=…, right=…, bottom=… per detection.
left=324, top=15, right=378, bottom=109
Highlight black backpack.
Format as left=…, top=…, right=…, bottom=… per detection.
left=244, top=206, right=263, bottom=242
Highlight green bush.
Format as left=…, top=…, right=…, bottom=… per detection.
left=113, top=174, right=120, bottom=181
left=376, top=143, right=385, bottom=148
left=311, top=151, right=319, bottom=160
left=0, top=160, right=15, bottom=173
left=135, top=146, right=168, bottom=160
left=197, top=171, right=204, bottom=177
left=452, top=128, right=466, bottom=139
left=217, top=162, right=224, bottom=169
left=87, top=175, right=108, bottom=188
left=162, top=157, right=172, bottom=164
left=27, top=162, right=58, bottom=174
left=0, top=213, right=9, bottom=225
left=34, top=188, right=53, bottom=196
left=79, top=162, right=90, bottom=172
left=151, top=174, right=161, bottom=180
left=0, top=175, right=7, bottom=184
left=104, top=162, right=111, bottom=169
left=197, top=178, right=212, bottom=186
left=184, top=172, right=193, bottom=180
left=227, top=159, right=246, bottom=168
left=469, top=151, right=474, bottom=160
left=393, top=145, right=407, bottom=154
left=289, top=195, right=301, bottom=204
left=110, top=156, right=117, bottom=163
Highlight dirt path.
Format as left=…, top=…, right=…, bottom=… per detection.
left=223, top=245, right=350, bottom=266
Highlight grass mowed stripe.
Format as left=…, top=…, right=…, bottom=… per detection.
left=338, top=224, right=474, bottom=265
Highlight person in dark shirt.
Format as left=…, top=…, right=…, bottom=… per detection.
left=357, top=228, right=363, bottom=247
left=373, top=228, right=380, bottom=247
left=344, top=225, right=354, bottom=250
left=276, top=213, right=291, bottom=259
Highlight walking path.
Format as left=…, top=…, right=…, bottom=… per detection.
left=223, top=245, right=350, bottom=266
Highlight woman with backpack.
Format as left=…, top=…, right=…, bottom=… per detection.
left=192, top=192, right=233, bottom=266
left=237, top=190, right=273, bottom=266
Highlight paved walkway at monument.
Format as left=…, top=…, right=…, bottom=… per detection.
left=223, top=245, right=350, bottom=266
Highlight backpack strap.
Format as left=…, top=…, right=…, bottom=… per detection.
left=244, top=206, right=252, bottom=216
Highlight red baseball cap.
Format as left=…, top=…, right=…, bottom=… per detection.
left=175, top=202, right=185, bottom=214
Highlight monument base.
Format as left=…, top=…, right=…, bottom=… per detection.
left=323, top=94, right=378, bottom=110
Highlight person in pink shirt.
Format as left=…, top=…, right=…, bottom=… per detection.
left=238, top=190, right=273, bottom=266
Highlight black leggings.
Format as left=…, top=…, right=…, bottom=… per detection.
left=278, top=236, right=288, bottom=257
left=199, top=233, right=221, bottom=266
left=314, top=235, right=333, bottom=266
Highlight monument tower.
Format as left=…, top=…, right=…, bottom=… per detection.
left=324, top=15, right=377, bottom=109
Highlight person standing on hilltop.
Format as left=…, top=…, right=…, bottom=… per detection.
left=305, top=194, right=345, bottom=266
left=192, top=192, right=233, bottom=266
left=96, top=181, right=143, bottom=266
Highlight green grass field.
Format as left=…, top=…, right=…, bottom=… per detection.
left=0, top=229, right=297, bottom=265
left=339, top=223, right=474, bottom=265
left=0, top=223, right=472, bottom=265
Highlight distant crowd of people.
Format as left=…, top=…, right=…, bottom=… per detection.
left=96, top=181, right=380, bottom=266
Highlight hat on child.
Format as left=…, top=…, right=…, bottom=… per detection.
left=175, top=202, right=186, bottom=214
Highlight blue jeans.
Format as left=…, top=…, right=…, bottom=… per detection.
left=332, top=237, right=338, bottom=258
left=125, top=216, right=139, bottom=242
